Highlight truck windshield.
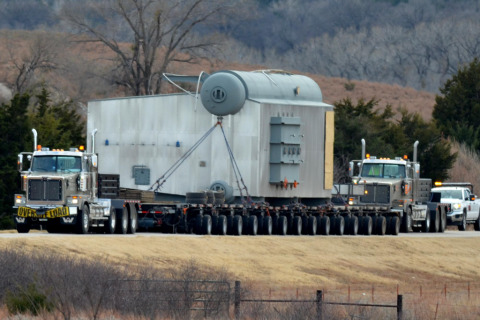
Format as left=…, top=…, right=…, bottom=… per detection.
left=31, top=156, right=82, bottom=173
left=361, top=163, right=406, bottom=179
left=437, top=190, right=463, bottom=200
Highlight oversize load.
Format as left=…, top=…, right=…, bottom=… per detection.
left=17, top=206, right=70, bottom=218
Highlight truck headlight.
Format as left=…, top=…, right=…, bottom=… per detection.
left=66, top=196, right=80, bottom=205
left=14, top=194, right=25, bottom=205
left=452, top=203, right=462, bottom=210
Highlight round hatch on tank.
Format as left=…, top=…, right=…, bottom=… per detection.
left=201, top=72, right=247, bottom=116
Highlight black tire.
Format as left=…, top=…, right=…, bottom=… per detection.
left=263, top=216, right=273, bottom=235
left=422, top=210, right=431, bottom=233
left=194, top=215, right=203, bottom=234
left=115, top=207, right=128, bottom=234
left=375, top=216, right=386, bottom=235
left=440, top=207, right=447, bottom=232
left=277, top=216, right=288, bottom=236
left=333, top=216, right=345, bottom=235
left=76, top=206, right=90, bottom=234
left=104, top=206, right=116, bottom=234
left=292, top=216, right=302, bottom=235
left=248, top=215, right=258, bottom=236
left=128, top=206, right=138, bottom=234
left=211, top=215, right=219, bottom=234
left=307, top=216, right=317, bottom=235
left=430, top=209, right=440, bottom=233
left=360, top=216, right=372, bottom=236
left=232, top=215, right=243, bottom=236
left=318, top=216, right=330, bottom=235
left=257, top=216, right=265, bottom=235
left=458, top=212, right=467, bottom=231
left=217, top=215, right=227, bottom=236
left=344, top=217, right=352, bottom=234
left=389, top=216, right=400, bottom=235
left=347, top=216, right=358, bottom=236
left=401, top=209, right=412, bottom=233
left=17, top=222, right=31, bottom=234
left=202, top=215, right=212, bottom=235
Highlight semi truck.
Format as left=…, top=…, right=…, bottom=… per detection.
left=12, top=70, right=448, bottom=235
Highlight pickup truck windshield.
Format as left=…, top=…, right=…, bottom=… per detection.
left=31, top=155, right=82, bottom=173
left=437, top=190, right=463, bottom=200
left=361, top=163, right=406, bottom=179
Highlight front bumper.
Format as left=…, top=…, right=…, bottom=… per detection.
left=447, top=210, right=463, bottom=225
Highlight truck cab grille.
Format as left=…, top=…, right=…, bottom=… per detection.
left=28, top=179, right=63, bottom=201
left=360, top=184, right=390, bottom=204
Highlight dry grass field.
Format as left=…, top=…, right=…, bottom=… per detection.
left=2, top=232, right=480, bottom=291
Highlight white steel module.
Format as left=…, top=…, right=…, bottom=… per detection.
left=87, top=70, right=334, bottom=203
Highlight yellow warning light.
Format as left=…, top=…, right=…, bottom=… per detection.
left=79, top=145, right=85, bottom=151
left=37, top=145, right=42, bottom=151
left=434, top=181, right=442, bottom=187
left=403, top=155, right=408, bottom=160
left=366, top=154, right=370, bottom=159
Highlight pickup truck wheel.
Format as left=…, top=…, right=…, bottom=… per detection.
left=430, top=209, right=440, bottom=233
left=277, top=216, right=288, bottom=236
left=263, top=216, right=273, bottom=235
left=422, top=210, right=431, bottom=233
left=319, top=216, right=330, bottom=236
left=76, top=206, right=90, bottom=234
left=115, top=207, right=128, bottom=234
left=458, top=212, right=467, bottom=231
left=474, top=211, right=480, bottom=231
left=439, top=207, right=447, bottom=232
left=128, top=207, right=137, bottom=234
left=16, top=222, right=31, bottom=234
left=104, top=207, right=116, bottom=234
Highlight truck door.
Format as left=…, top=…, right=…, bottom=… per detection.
left=465, top=189, right=477, bottom=220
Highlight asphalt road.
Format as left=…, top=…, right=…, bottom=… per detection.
left=1, top=229, right=479, bottom=238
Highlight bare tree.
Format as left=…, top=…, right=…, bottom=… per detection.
left=62, top=0, right=235, bottom=96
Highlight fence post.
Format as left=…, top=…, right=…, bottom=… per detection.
left=316, top=290, right=323, bottom=320
left=234, top=281, right=241, bottom=320
left=397, top=294, right=403, bottom=320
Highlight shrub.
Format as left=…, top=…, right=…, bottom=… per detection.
left=5, top=282, right=53, bottom=316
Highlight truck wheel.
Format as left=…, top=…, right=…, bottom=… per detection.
left=217, top=215, right=227, bottom=235
left=232, top=215, right=243, bottom=236
left=263, top=216, right=273, bottom=235
left=277, top=216, right=288, bottom=236
left=347, top=216, right=358, bottom=236
left=76, top=206, right=90, bottom=234
left=458, top=212, right=467, bottom=231
left=248, top=215, right=258, bottom=236
left=16, top=222, right=31, bottom=234
left=333, top=216, right=344, bottom=236
left=292, top=216, right=302, bottom=236
left=128, top=206, right=138, bottom=234
left=422, top=211, right=431, bottom=233
left=401, top=209, right=412, bottom=233
left=440, top=207, right=447, bottom=232
left=104, top=206, right=116, bottom=234
left=202, top=215, right=212, bottom=235
left=430, top=209, right=440, bottom=233
left=307, top=216, right=317, bottom=235
left=475, top=211, right=480, bottom=231
left=390, top=216, right=400, bottom=235
left=318, top=216, right=330, bottom=236
left=115, top=207, right=128, bottom=234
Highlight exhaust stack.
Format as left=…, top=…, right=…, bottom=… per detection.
left=91, top=129, right=98, bottom=154
left=32, top=129, right=37, bottom=152
left=361, top=139, right=366, bottom=160
left=413, top=141, right=419, bottom=163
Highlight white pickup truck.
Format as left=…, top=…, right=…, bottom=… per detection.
left=430, top=183, right=480, bottom=231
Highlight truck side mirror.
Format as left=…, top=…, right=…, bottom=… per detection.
left=17, top=154, right=23, bottom=171
left=413, top=163, right=420, bottom=179
left=349, top=162, right=354, bottom=177
left=91, top=155, right=98, bottom=168
left=470, top=194, right=476, bottom=201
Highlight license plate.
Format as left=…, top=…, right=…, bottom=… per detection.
left=17, top=206, right=70, bottom=218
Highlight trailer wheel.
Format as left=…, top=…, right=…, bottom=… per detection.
left=217, top=215, right=227, bottom=235
left=263, top=216, right=273, bottom=235
left=346, top=216, right=358, bottom=236
left=248, top=215, right=258, bottom=236
left=458, top=212, right=467, bottom=231
left=360, top=216, right=372, bottom=236
left=277, top=216, right=288, bottom=236
left=232, top=215, right=243, bottom=236
left=333, top=216, right=345, bottom=236
left=375, top=216, right=386, bottom=235
left=128, top=206, right=138, bottom=234
left=430, top=209, right=440, bottom=233
left=226, top=215, right=234, bottom=235
left=104, top=206, right=116, bottom=234
left=202, top=215, right=212, bottom=235
left=76, top=206, right=90, bottom=234
left=291, top=216, right=302, bottom=236
left=16, top=221, right=31, bottom=234
left=307, top=216, right=317, bottom=235
left=318, top=216, right=330, bottom=236
left=115, top=207, right=128, bottom=234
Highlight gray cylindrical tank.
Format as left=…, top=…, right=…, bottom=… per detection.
left=200, top=72, right=247, bottom=116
